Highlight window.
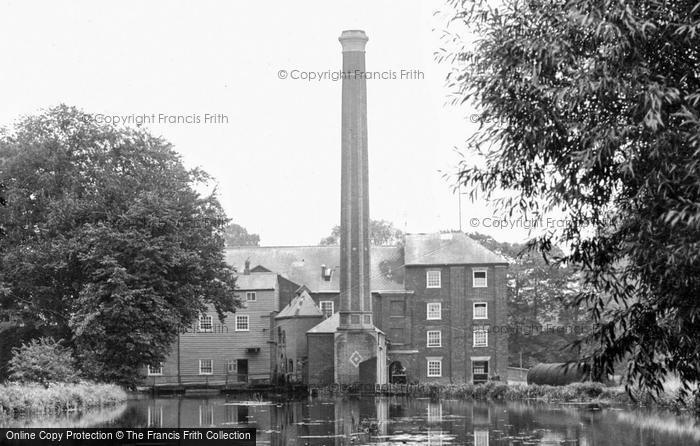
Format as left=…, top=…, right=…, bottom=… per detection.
left=427, top=358, right=442, bottom=377
left=227, top=360, right=237, bottom=373
left=473, top=269, right=487, bottom=288
left=235, top=315, right=250, bottom=331
left=245, top=291, right=256, bottom=302
left=427, top=330, right=442, bottom=347
left=427, top=302, right=441, bottom=320
left=147, top=363, right=163, bottom=376
left=199, top=359, right=213, bottom=375
left=473, top=302, right=488, bottom=319
left=198, top=315, right=213, bottom=332
left=473, top=328, right=488, bottom=347
left=426, top=270, right=441, bottom=288
left=472, top=360, right=489, bottom=375
left=320, top=301, right=334, bottom=318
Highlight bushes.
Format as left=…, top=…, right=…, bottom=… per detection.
left=9, top=338, right=78, bottom=386
left=0, top=382, right=127, bottom=417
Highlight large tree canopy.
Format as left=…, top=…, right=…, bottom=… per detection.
left=443, top=0, right=700, bottom=395
left=222, top=223, right=260, bottom=247
left=0, top=105, right=239, bottom=385
left=320, top=219, right=404, bottom=246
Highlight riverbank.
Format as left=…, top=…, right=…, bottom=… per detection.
left=0, top=382, right=127, bottom=417
left=317, top=382, right=699, bottom=413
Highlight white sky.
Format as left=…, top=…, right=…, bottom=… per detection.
left=0, top=0, right=542, bottom=246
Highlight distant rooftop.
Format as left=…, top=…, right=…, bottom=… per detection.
left=404, top=232, right=508, bottom=265
left=235, top=272, right=277, bottom=290
left=226, top=245, right=404, bottom=294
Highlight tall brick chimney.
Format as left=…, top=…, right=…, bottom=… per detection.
left=338, top=29, right=372, bottom=330
left=331, top=30, right=386, bottom=386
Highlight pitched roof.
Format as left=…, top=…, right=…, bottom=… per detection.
left=306, top=312, right=339, bottom=334
left=235, top=272, right=278, bottom=290
left=225, top=246, right=404, bottom=293
left=404, top=232, right=508, bottom=265
left=306, top=312, right=385, bottom=335
left=276, top=290, right=324, bottom=319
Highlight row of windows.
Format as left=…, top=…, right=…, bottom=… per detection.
left=426, top=269, right=488, bottom=289
left=426, top=329, right=488, bottom=347
left=198, top=315, right=249, bottom=332
left=426, top=302, right=488, bottom=320
left=147, top=360, right=246, bottom=376
left=426, top=358, right=490, bottom=378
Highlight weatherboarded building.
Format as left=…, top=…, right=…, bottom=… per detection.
left=141, top=271, right=294, bottom=387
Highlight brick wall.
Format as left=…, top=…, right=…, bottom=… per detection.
left=403, top=263, right=508, bottom=384
left=307, top=333, right=335, bottom=385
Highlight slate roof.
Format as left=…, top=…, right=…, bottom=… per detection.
left=225, top=246, right=405, bottom=293
left=276, top=290, right=323, bottom=319
left=404, top=232, right=508, bottom=265
left=306, top=312, right=340, bottom=334
left=306, top=312, right=385, bottom=335
left=235, top=272, right=278, bottom=290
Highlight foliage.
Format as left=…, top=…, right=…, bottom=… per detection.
left=442, top=0, right=700, bottom=396
left=319, top=219, right=404, bottom=246
left=0, top=181, right=5, bottom=239
left=9, top=338, right=78, bottom=386
left=222, top=223, right=260, bottom=247
left=0, top=105, right=239, bottom=386
left=0, top=381, right=126, bottom=417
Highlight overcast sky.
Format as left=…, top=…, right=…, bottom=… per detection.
left=0, top=0, right=543, bottom=245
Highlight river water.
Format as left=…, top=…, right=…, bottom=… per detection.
left=2, top=394, right=700, bottom=445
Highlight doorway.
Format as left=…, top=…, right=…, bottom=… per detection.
left=389, top=361, right=407, bottom=384
left=472, top=360, right=489, bottom=384
left=237, top=359, right=248, bottom=382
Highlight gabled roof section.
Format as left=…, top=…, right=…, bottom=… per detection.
left=306, top=312, right=340, bottom=334
left=404, top=232, right=508, bottom=265
left=276, top=290, right=323, bottom=319
left=306, top=312, right=384, bottom=335
left=235, top=272, right=278, bottom=290
left=225, top=246, right=404, bottom=293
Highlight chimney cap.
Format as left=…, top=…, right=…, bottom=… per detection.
left=339, top=30, right=368, bottom=52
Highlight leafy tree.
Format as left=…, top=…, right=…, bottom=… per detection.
left=9, top=337, right=78, bottom=386
left=222, top=223, right=260, bottom=247
left=444, top=0, right=700, bottom=395
left=0, top=181, right=5, bottom=239
left=0, top=105, right=239, bottom=386
left=320, top=219, right=404, bottom=246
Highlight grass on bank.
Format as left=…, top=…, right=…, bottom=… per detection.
left=323, top=381, right=699, bottom=413
left=0, top=381, right=127, bottom=417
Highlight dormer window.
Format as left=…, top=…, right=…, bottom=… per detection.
left=321, top=265, right=333, bottom=281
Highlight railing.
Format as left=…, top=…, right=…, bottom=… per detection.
left=145, top=372, right=271, bottom=388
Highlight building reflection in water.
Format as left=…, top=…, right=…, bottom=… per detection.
left=118, top=395, right=699, bottom=446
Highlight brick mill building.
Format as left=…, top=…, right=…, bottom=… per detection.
left=142, top=30, right=508, bottom=387
left=226, top=231, right=508, bottom=385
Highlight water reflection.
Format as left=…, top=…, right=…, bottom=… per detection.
left=2, top=395, right=700, bottom=445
